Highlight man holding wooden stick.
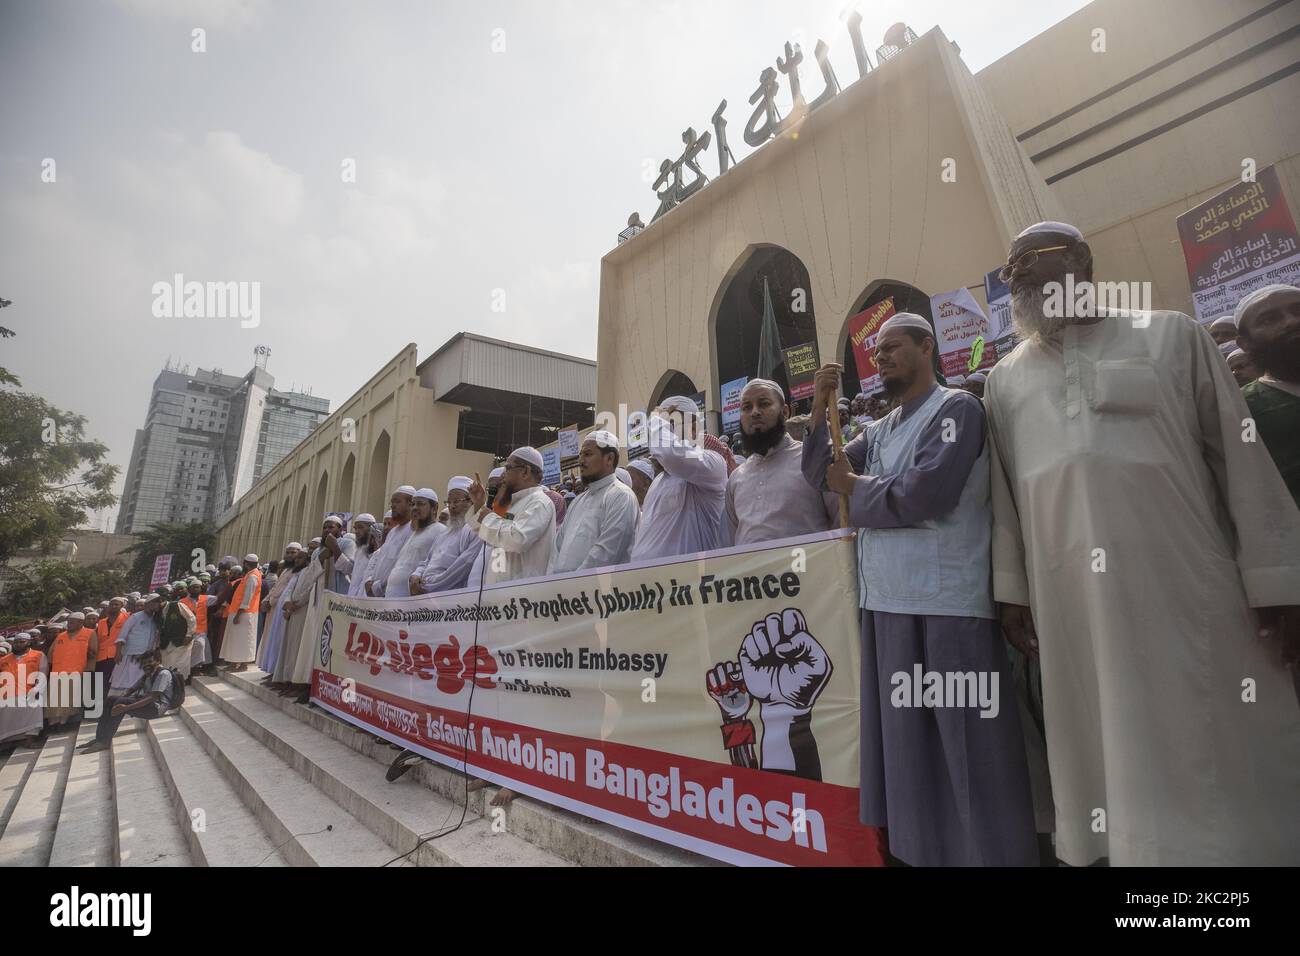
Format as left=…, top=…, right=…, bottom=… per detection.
left=800, top=311, right=1036, bottom=867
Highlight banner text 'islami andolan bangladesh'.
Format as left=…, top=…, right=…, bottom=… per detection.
left=302, top=531, right=882, bottom=866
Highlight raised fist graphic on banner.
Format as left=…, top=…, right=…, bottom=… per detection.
left=703, top=608, right=832, bottom=780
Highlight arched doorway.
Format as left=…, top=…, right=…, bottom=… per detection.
left=311, top=470, right=329, bottom=533
left=338, top=453, right=356, bottom=514
left=648, top=369, right=700, bottom=411
left=711, top=244, right=818, bottom=422
left=367, top=430, right=391, bottom=518
left=839, top=280, right=935, bottom=400
left=294, top=485, right=308, bottom=541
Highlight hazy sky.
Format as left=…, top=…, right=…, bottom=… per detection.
left=0, top=0, right=1090, bottom=529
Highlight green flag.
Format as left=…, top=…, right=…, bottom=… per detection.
left=756, top=276, right=783, bottom=380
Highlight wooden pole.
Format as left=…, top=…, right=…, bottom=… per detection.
left=826, top=401, right=852, bottom=529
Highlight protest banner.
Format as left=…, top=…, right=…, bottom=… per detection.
left=930, top=287, right=994, bottom=380
left=542, top=446, right=560, bottom=486
left=845, top=298, right=895, bottom=395
left=303, top=531, right=881, bottom=867
left=1177, top=165, right=1300, bottom=322
left=983, top=268, right=1017, bottom=362
left=783, top=342, right=820, bottom=401
left=149, top=555, right=172, bottom=590
left=721, top=376, right=747, bottom=433
left=558, top=427, right=580, bottom=461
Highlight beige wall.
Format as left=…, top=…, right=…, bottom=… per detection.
left=596, top=28, right=1058, bottom=421
left=216, top=344, right=493, bottom=561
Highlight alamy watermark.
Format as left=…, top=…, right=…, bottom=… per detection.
left=151, top=273, right=260, bottom=328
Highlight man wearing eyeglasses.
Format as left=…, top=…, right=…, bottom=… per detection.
left=983, top=221, right=1300, bottom=867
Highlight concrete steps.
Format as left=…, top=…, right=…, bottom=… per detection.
left=0, top=729, right=76, bottom=866
left=215, top=669, right=711, bottom=867
left=143, top=712, right=289, bottom=866
left=49, top=722, right=115, bottom=867
left=191, top=676, right=568, bottom=867
left=111, top=722, right=193, bottom=867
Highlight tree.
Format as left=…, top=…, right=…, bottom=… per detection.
left=3, top=559, right=133, bottom=618
left=123, top=521, right=217, bottom=586
left=0, top=371, right=119, bottom=563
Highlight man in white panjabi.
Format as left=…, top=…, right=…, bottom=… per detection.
left=221, top=555, right=262, bottom=672
left=985, top=220, right=1300, bottom=866
left=382, top=488, right=446, bottom=597
left=339, top=517, right=379, bottom=598
left=414, top=479, right=481, bottom=594
left=318, top=514, right=355, bottom=593
left=466, top=447, right=556, bottom=585
left=275, top=538, right=324, bottom=694
left=549, top=430, right=639, bottom=574
left=364, top=486, right=416, bottom=596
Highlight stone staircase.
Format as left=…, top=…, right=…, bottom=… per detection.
left=0, top=668, right=710, bottom=867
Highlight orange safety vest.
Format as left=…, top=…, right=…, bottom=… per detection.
left=0, top=653, right=15, bottom=701
left=228, top=569, right=262, bottom=617
left=96, top=611, right=126, bottom=663
left=50, top=628, right=94, bottom=675
left=5, top=649, right=44, bottom=695
left=181, top=595, right=208, bottom=634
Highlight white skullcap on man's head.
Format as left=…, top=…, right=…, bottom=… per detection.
left=1234, top=283, right=1300, bottom=330
left=658, top=395, right=699, bottom=416
left=392, top=484, right=416, bottom=498
left=447, top=476, right=472, bottom=495
left=414, top=487, right=439, bottom=502
left=1015, top=220, right=1084, bottom=241
left=488, top=467, right=505, bottom=480
left=877, top=312, right=934, bottom=336
left=286, top=541, right=303, bottom=550
left=584, top=429, right=619, bottom=450
left=1209, top=314, right=1238, bottom=330
left=627, top=459, right=655, bottom=480
left=615, top=467, right=632, bottom=486
left=244, top=553, right=258, bottom=563
left=69, top=611, right=85, bottom=621
left=966, top=371, right=987, bottom=384
left=309, top=537, right=322, bottom=547
left=509, top=446, right=544, bottom=470
left=742, top=378, right=785, bottom=400
left=323, top=514, right=344, bottom=527
left=1227, top=348, right=1248, bottom=362
left=354, top=514, right=375, bottom=524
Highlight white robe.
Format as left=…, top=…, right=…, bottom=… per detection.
left=985, top=309, right=1300, bottom=866
left=630, top=414, right=727, bottom=561
left=383, top=522, right=447, bottom=597
left=343, top=546, right=375, bottom=598
left=364, top=521, right=414, bottom=596
left=548, top=473, right=640, bottom=573
left=466, top=486, right=556, bottom=585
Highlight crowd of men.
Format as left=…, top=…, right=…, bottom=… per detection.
left=3, top=220, right=1297, bottom=867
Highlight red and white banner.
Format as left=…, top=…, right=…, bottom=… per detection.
left=930, top=287, right=994, bottom=380
left=303, top=532, right=882, bottom=866
left=845, top=298, right=895, bottom=396
left=149, top=554, right=173, bottom=589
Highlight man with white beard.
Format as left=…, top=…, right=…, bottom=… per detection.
left=984, top=220, right=1300, bottom=865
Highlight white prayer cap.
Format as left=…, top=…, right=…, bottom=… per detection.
left=742, top=378, right=785, bottom=400
left=392, top=484, right=416, bottom=498
left=414, top=487, right=439, bottom=502
left=509, top=446, right=544, bottom=470
left=658, top=395, right=699, bottom=416
left=627, top=459, right=655, bottom=481
left=1227, top=348, right=1248, bottom=362
left=1015, top=220, right=1084, bottom=241
left=877, top=312, right=934, bottom=337
left=1209, top=314, right=1237, bottom=330
left=143, top=593, right=161, bottom=602
left=286, top=541, right=303, bottom=550
left=0, top=643, right=10, bottom=654
left=323, top=514, right=344, bottom=528
left=129, top=591, right=141, bottom=599
left=446, top=476, right=472, bottom=495
left=354, top=513, right=376, bottom=524
left=309, top=537, right=322, bottom=548
left=111, top=595, right=126, bottom=603
left=1234, top=283, right=1300, bottom=329
left=615, top=467, right=632, bottom=486
left=69, top=611, right=85, bottom=621
left=584, top=429, right=619, bottom=450
left=82, top=606, right=96, bottom=613
left=966, top=371, right=987, bottom=384
left=244, top=553, right=259, bottom=563
left=488, top=467, right=505, bottom=480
